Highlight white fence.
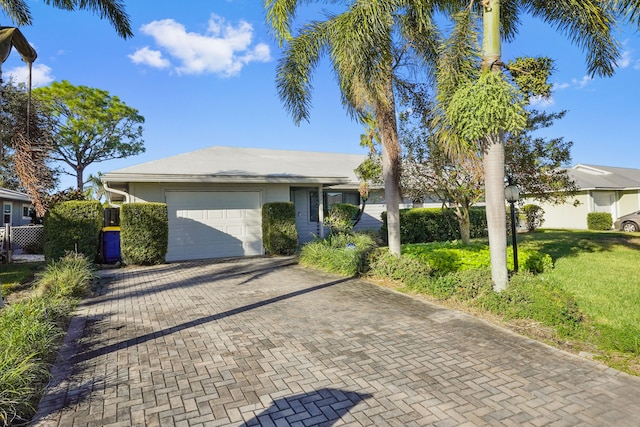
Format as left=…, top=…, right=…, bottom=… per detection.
left=1, top=224, right=44, bottom=262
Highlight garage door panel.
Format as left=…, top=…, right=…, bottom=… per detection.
left=166, top=191, right=263, bottom=261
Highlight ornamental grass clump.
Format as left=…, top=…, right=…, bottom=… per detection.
left=36, top=252, right=96, bottom=298
left=299, top=233, right=377, bottom=276
left=0, top=297, right=70, bottom=426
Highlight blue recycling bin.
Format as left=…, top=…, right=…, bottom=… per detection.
left=102, top=226, right=121, bottom=263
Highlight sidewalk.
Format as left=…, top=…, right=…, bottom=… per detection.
left=32, top=257, right=640, bottom=426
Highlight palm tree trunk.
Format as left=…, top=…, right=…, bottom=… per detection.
left=376, top=81, right=402, bottom=256
left=483, top=133, right=508, bottom=290
left=482, top=0, right=509, bottom=291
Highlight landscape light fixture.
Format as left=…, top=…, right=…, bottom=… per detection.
left=505, top=177, right=520, bottom=273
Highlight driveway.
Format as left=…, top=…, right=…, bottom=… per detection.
left=32, top=257, right=640, bottom=426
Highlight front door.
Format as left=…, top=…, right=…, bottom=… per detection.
left=292, top=189, right=320, bottom=243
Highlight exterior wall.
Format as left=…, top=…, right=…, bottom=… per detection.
left=529, top=190, right=640, bottom=230
left=0, top=199, right=32, bottom=226
left=527, top=192, right=590, bottom=229
left=618, top=190, right=640, bottom=217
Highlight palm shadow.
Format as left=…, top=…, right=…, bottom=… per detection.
left=240, top=388, right=371, bottom=427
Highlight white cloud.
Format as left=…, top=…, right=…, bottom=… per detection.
left=573, top=75, right=593, bottom=89
left=618, top=49, right=632, bottom=69
left=5, top=63, right=54, bottom=87
left=529, top=95, right=555, bottom=108
left=131, top=14, right=271, bottom=77
left=128, top=46, right=170, bottom=69
left=553, top=82, right=570, bottom=91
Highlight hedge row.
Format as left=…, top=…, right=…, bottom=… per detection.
left=42, top=201, right=168, bottom=265
left=381, top=207, right=488, bottom=244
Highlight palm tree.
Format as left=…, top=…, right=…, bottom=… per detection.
left=0, top=0, right=132, bottom=38
left=475, top=0, right=620, bottom=290
left=264, top=0, right=438, bottom=255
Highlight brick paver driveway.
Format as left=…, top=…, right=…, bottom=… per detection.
left=32, top=257, right=640, bottom=426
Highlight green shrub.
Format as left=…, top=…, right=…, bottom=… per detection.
left=262, top=202, right=298, bottom=255
left=476, top=274, right=583, bottom=335
left=367, top=248, right=432, bottom=283
left=427, top=269, right=494, bottom=300
left=324, top=203, right=360, bottom=235
left=402, top=241, right=553, bottom=275
left=37, top=252, right=96, bottom=298
left=381, top=207, right=487, bottom=244
left=42, top=200, right=103, bottom=262
left=587, top=212, right=612, bottom=230
left=120, top=203, right=168, bottom=265
left=299, top=233, right=377, bottom=276
left=522, top=204, right=545, bottom=232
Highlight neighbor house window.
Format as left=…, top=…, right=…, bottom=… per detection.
left=3, top=203, right=11, bottom=225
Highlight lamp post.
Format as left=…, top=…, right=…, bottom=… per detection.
left=505, top=178, right=520, bottom=273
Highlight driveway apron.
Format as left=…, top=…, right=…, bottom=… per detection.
left=32, top=257, right=640, bottom=426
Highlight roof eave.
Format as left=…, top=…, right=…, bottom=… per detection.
left=102, top=174, right=353, bottom=185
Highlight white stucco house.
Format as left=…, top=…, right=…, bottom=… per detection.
left=527, top=164, right=640, bottom=230
left=102, top=146, right=406, bottom=262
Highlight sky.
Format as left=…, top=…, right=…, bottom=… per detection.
left=2, top=0, right=640, bottom=190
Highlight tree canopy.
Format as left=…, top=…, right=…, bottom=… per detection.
left=34, top=80, right=145, bottom=191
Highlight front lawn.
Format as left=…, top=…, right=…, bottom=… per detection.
left=518, top=229, right=640, bottom=369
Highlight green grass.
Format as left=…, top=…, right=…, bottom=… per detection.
left=519, top=230, right=640, bottom=354
left=0, top=253, right=95, bottom=426
left=1, top=262, right=45, bottom=297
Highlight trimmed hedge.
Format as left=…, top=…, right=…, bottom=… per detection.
left=120, top=203, right=168, bottom=265
left=43, top=200, right=103, bottom=261
left=381, top=207, right=487, bottom=244
left=262, top=202, right=298, bottom=255
left=587, top=212, right=612, bottom=230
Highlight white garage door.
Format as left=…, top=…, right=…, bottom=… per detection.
left=166, top=191, right=263, bottom=261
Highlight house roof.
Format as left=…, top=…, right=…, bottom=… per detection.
left=102, top=146, right=366, bottom=186
left=569, top=164, right=640, bottom=190
left=0, top=187, right=31, bottom=203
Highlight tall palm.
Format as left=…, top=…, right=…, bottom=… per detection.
left=0, top=0, right=132, bottom=38
left=264, top=0, right=438, bottom=255
left=476, top=0, right=620, bottom=290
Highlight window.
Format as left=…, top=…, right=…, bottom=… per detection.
left=324, top=191, right=360, bottom=213
left=3, top=203, right=11, bottom=225
left=308, top=190, right=360, bottom=223
left=309, top=191, right=319, bottom=223
left=23, top=206, right=30, bottom=218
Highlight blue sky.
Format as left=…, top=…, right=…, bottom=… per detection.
left=2, top=1, right=639, bottom=190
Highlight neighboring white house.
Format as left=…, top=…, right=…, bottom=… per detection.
left=102, top=146, right=411, bottom=262
left=527, top=164, right=640, bottom=229
left=0, top=187, right=33, bottom=227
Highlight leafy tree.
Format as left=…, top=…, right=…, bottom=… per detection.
left=0, top=0, right=132, bottom=38
left=433, top=2, right=623, bottom=291
left=398, top=107, right=576, bottom=244
left=264, top=0, right=439, bottom=256
left=34, top=80, right=145, bottom=191
left=505, top=110, right=578, bottom=204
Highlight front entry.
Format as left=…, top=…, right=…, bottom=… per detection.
left=292, top=188, right=321, bottom=244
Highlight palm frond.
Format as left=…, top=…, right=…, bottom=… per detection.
left=524, top=0, right=619, bottom=77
